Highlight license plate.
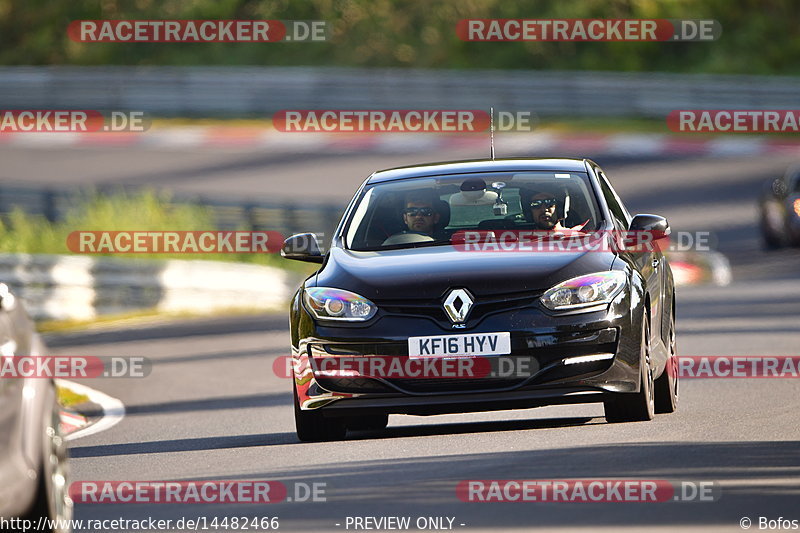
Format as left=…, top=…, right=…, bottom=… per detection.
left=408, top=332, right=511, bottom=359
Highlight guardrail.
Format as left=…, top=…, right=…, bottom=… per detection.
left=0, top=253, right=291, bottom=321
left=1, top=66, right=798, bottom=118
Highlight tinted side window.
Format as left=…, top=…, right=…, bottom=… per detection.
left=597, top=171, right=630, bottom=230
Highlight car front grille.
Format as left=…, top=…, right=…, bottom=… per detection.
left=376, top=289, right=544, bottom=326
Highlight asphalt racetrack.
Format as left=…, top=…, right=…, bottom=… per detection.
left=32, top=141, right=800, bottom=532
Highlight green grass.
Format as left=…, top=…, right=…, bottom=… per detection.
left=56, top=385, right=89, bottom=408
left=0, top=189, right=317, bottom=329
left=0, top=189, right=315, bottom=271
left=539, top=116, right=800, bottom=137
left=540, top=117, right=668, bottom=134
left=38, top=305, right=286, bottom=333
left=150, top=116, right=800, bottom=139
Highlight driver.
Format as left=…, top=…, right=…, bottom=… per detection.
left=527, top=189, right=590, bottom=232
left=401, top=192, right=440, bottom=236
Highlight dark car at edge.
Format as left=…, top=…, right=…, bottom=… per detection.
left=759, top=165, right=800, bottom=248
left=0, top=283, right=72, bottom=532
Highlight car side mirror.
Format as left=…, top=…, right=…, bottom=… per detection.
left=629, top=214, right=670, bottom=240
left=281, top=233, right=324, bottom=263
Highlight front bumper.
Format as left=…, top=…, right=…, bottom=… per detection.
left=291, top=287, right=643, bottom=416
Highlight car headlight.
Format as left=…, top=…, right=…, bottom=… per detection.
left=540, top=271, right=627, bottom=311
left=303, top=287, right=377, bottom=322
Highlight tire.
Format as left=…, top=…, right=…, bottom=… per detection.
left=760, top=204, right=787, bottom=249
left=604, top=315, right=655, bottom=423
left=345, top=414, right=389, bottom=432
left=761, top=226, right=786, bottom=250
left=654, top=311, right=679, bottom=414
left=25, top=388, right=73, bottom=533
left=293, top=384, right=346, bottom=442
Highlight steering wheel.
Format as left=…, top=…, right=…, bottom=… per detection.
left=381, top=231, right=435, bottom=246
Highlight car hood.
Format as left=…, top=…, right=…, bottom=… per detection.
left=314, top=245, right=617, bottom=300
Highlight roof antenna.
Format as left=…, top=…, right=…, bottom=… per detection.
left=489, top=106, right=496, bottom=160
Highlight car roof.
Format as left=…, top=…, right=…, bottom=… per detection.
left=366, top=158, right=591, bottom=184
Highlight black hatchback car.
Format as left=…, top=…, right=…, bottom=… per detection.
left=283, top=158, right=678, bottom=441
left=759, top=165, right=800, bottom=248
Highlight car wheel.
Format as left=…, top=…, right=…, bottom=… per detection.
left=26, top=388, right=73, bottom=533
left=293, top=383, right=346, bottom=442
left=761, top=226, right=786, bottom=249
left=760, top=203, right=787, bottom=249
left=654, top=311, right=679, bottom=414
left=345, top=414, right=389, bottom=432
left=604, top=315, right=655, bottom=423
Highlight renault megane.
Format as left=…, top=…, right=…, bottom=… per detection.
left=282, top=158, right=678, bottom=441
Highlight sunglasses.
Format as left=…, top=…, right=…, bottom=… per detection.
left=530, top=198, right=557, bottom=209
left=403, top=207, right=434, bottom=217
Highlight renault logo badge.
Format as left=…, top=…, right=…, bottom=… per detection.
left=443, top=288, right=474, bottom=324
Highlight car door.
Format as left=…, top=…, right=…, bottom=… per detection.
left=0, top=283, right=25, bottom=516
left=595, top=168, right=664, bottom=344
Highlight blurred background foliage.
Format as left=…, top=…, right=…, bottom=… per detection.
left=0, top=190, right=290, bottom=267
left=0, top=0, right=796, bottom=74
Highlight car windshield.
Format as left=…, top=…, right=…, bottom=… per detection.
left=344, top=171, right=604, bottom=251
